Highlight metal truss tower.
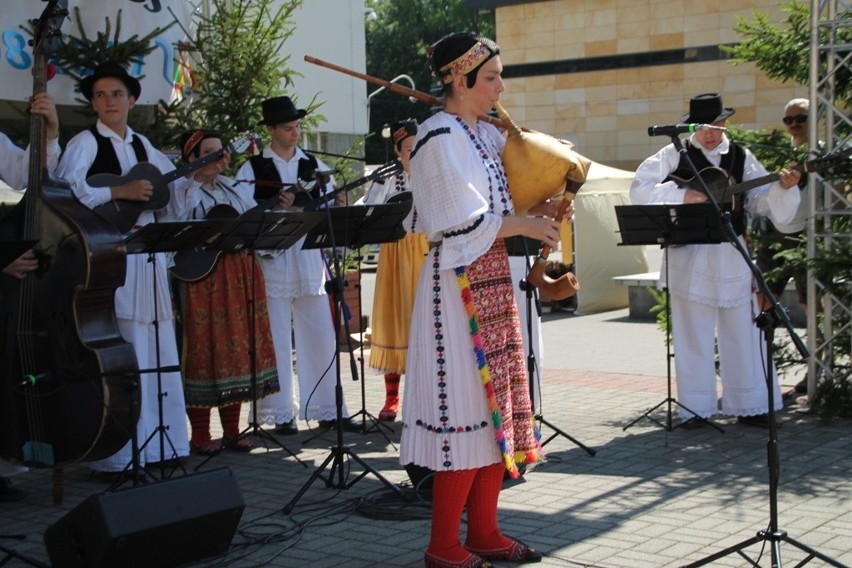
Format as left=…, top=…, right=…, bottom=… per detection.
left=806, top=0, right=851, bottom=400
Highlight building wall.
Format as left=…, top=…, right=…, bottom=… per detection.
left=493, top=0, right=806, bottom=169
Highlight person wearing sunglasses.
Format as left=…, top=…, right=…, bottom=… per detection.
left=756, top=98, right=813, bottom=394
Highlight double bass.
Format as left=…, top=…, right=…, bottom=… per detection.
left=0, top=1, right=138, bottom=472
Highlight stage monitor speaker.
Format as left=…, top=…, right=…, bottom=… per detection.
left=44, top=467, right=245, bottom=568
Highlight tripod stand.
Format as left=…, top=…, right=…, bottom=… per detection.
left=615, top=205, right=724, bottom=434
left=660, top=137, right=844, bottom=568
left=120, top=222, right=232, bottom=482
left=303, top=251, right=394, bottom=447
left=284, top=201, right=411, bottom=513
left=99, top=222, right=221, bottom=486
left=507, top=237, right=595, bottom=455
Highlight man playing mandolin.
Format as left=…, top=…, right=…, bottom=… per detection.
left=630, top=93, right=801, bottom=429
left=234, top=96, right=361, bottom=435
left=55, top=61, right=202, bottom=476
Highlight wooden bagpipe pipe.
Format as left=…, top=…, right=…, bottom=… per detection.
left=305, top=55, right=591, bottom=299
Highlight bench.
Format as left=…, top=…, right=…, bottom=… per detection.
left=612, top=272, right=660, bottom=320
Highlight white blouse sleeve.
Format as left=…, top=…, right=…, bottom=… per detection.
left=410, top=118, right=502, bottom=270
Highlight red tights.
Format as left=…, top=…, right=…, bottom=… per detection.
left=186, top=404, right=242, bottom=446
left=427, top=463, right=513, bottom=563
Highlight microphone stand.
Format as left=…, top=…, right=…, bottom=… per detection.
left=283, top=177, right=406, bottom=514
left=513, top=239, right=595, bottom=455
left=661, top=134, right=842, bottom=568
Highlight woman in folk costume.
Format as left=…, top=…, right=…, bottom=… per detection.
left=400, top=33, right=579, bottom=567
left=361, top=119, right=429, bottom=421
left=175, top=130, right=280, bottom=454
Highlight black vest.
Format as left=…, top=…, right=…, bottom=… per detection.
left=85, top=125, right=148, bottom=177
left=247, top=153, right=322, bottom=207
left=666, top=140, right=748, bottom=235
left=247, top=155, right=282, bottom=201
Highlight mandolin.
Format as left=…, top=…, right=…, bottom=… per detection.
left=668, top=152, right=850, bottom=203
left=90, top=134, right=253, bottom=233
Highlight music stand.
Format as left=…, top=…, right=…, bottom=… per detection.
left=615, top=204, right=724, bottom=433
left=0, top=240, right=37, bottom=271
left=121, top=221, right=232, bottom=483
left=283, top=201, right=411, bottom=514
left=196, top=209, right=329, bottom=467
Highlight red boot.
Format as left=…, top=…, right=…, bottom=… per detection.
left=379, top=373, right=401, bottom=421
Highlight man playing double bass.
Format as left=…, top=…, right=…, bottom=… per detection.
left=56, top=62, right=200, bottom=477
left=0, top=92, right=61, bottom=501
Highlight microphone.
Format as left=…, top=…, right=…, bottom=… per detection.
left=18, top=370, right=53, bottom=388
left=647, top=124, right=728, bottom=137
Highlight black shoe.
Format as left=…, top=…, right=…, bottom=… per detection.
left=738, top=414, right=782, bottom=429
left=275, top=420, right=299, bottom=435
left=0, top=476, right=27, bottom=502
left=317, top=417, right=363, bottom=432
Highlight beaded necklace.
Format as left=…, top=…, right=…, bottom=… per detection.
left=452, top=115, right=512, bottom=216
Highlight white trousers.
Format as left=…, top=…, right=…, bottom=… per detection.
left=90, top=318, right=190, bottom=472
left=253, top=293, right=348, bottom=423
left=671, top=294, right=781, bottom=418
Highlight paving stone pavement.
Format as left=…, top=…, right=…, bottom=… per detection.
left=1, top=274, right=849, bottom=568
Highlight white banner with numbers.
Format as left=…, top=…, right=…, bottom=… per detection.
left=0, top=0, right=193, bottom=105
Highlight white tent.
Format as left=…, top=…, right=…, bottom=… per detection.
left=571, top=161, right=648, bottom=313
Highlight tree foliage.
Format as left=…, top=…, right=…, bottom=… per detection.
left=724, top=1, right=852, bottom=104
left=363, top=0, right=495, bottom=163
left=52, top=6, right=174, bottom=100
left=146, top=0, right=308, bottom=153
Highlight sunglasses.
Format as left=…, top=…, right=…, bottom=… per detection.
left=783, top=114, right=808, bottom=125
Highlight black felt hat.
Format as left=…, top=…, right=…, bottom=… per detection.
left=80, top=61, right=142, bottom=101
left=681, top=93, right=735, bottom=123
left=260, top=96, right=307, bottom=125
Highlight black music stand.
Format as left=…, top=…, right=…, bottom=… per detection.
left=0, top=240, right=37, bottom=271
left=615, top=204, right=724, bottom=434
left=194, top=209, right=329, bottom=468
left=283, top=200, right=411, bottom=514
left=119, top=221, right=232, bottom=484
